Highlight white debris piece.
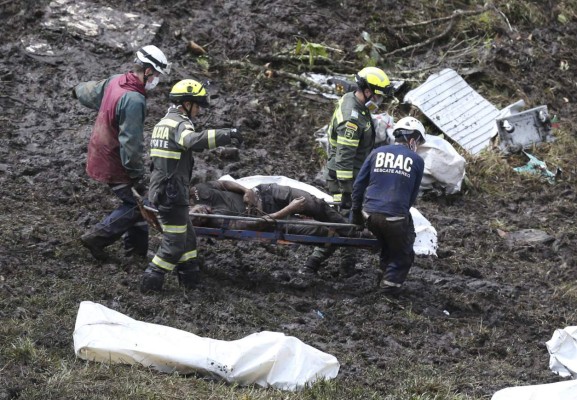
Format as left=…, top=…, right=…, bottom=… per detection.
left=547, top=326, right=577, bottom=378
left=404, top=68, right=500, bottom=155
left=41, top=0, right=162, bottom=51
left=490, top=326, right=577, bottom=400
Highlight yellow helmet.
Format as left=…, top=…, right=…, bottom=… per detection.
left=355, top=67, right=393, bottom=97
left=169, top=79, right=209, bottom=106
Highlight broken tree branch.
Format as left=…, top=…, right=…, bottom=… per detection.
left=385, top=19, right=455, bottom=57
left=222, top=59, right=336, bottom=94
left=254, top=54, right=336, bottom=65
left=250, top=53, right=357, bottom=73
left=389, top=6, right=490, bottom=29
left=396, top=64, right=442, bottom=76
left=491, top=4, right=514, bottom=32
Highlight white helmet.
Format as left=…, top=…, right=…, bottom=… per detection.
left=135, top=45, right=170, bottom=75
left=393, top=116, right=426, bottom=144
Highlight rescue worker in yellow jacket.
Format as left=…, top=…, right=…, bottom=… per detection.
left=140, top=79, right=243, bottom=293
left=302, top=67, right=393, bottom=276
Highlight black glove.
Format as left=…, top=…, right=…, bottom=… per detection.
left=340, top=192, right=352, bottom=210
left=350, top=208, right=364, bottom=226
left=229, top=128, right=243, bottom=146
left=131, top=177, right=147, bottom=196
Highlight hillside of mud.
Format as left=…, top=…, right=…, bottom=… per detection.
left=1, top=0, right=577, bottom=399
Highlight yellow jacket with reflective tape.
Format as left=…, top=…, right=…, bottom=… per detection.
left=325, top=91, right=375, bottom=193
left=148, top=106, right=233, bottom=207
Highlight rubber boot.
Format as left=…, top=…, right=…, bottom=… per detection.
left=80, top=232, right=112, bottom=261
left=298, top=256, right=322, bottom=276
left=123, top=228, right=148, bottom=258
left=380, top=280, right=402, bottom=296
left=140, top=265, right=166, bottom=293
left=339, top=251, right=358, bottom=278
left=176, top=261, right=201, bottom=290
left=379, top=262, right=402, bottom=296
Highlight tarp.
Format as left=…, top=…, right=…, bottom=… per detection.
left=491, top=327, right=577, bottom=399
left=491, top=380, right=577, bottom=400
left=417, top=134, right=466, bottom=195
left=73, top=301, right=340, bottom=391
left=219, top=175, right=438, bottom=256
left=547, top=326, right=577, bottom=378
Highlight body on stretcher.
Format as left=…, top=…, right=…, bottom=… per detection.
left=190, top=213, right=380, bottom=249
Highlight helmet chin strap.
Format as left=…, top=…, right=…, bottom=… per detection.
left=183, top=103, right=193, bottom=119
left=363, top=88, right=373, bottom=103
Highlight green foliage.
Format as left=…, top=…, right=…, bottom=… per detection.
left=354, top=31, right=387, bottom=67
left=294, top=38, right=330, bottom=66
left=196, top=55, right=210, bottom=71
left=475, top=11, right=499, bottom=33
left=315, top=143, right=328, bottom=162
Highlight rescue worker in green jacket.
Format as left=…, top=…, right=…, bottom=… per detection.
left=301, top=67, right=393, bottom=277
left=140, top=79, right=243, bottom=293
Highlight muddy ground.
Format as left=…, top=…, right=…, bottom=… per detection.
left=1, top=0, right=577, bottom=399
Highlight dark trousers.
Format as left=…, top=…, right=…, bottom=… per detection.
left=258, top=183, right=351, bottom=236
left=366, top=213, right=416, bottom=285
left=151, top=205, right=197, bottom=272
left=89, top=183, right=148, bottom=255
left=259, top=181, right=356, bottom=266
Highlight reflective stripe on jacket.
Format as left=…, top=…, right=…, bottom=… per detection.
left=326, top=91, right=375, bottom=192
left=148, top=107, right=234, bottom=207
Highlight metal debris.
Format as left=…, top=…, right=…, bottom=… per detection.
left=513, top=151, right=560, bottom=183
left=404, top=68, right=500, bottom=155
left=40, top=0, right=163, bottom=51
left=497, top=105, right=555, bottom=154
left=403, top=68, right=555, bottom=156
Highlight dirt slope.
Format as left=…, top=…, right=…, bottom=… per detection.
left=1, top=0, right=577, bottom=399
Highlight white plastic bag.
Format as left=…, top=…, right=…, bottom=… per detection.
left=547, top=326, right=577, bottom=378
left=372, top=112, right=395, bottom=146
left=73, top=301, right=340, bottom=391
left=417, top=134, right=466, bottom=195
left=491, top=379, right=577, bottom=400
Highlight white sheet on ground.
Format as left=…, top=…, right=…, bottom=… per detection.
left=547, top=326, right=577, bottom=378
left=491, top=326, right=577, bottom=399
left=73, top=301, right=339, bottom=391
left=219, top=175, right=438, bottom=256
left=491, top=379, right=577, bottom=400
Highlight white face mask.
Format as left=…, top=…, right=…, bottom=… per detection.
left=145, top=76, right=160, bottom=91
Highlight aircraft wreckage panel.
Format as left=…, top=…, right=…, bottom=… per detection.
left=41, top=0, right=162, bottom=51
left=404, top=68, right=500, bottom=155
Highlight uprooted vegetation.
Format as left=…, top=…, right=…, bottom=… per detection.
left=1, top=0, right=577, bottom=399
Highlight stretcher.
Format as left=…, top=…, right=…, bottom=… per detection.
left=190, top=213, right=380, bottom=249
